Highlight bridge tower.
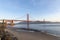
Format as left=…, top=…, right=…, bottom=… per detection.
left=2, top=20, right=7, bottom=27
left=11, top=20, right=14, bottom=26
left=4, top=20, right=7, bottom=27
left=27, top=14, right=29, bottom=29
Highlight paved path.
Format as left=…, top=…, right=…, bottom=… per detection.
left=6, top=28, right=60, bottom=40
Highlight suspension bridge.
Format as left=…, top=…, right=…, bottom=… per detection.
left=0, top=14, right=45, bottom=29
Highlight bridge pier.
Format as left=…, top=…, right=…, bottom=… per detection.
left=4, top=20, right=7, bottom=27
left=2, top=20, right=14, bottom=27
left=11, top=20, right=14, bottom=26
left=2, top=20, right=8, bottom=27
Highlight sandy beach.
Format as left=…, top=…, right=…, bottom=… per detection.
left=5, top=28, right=60, bottom=40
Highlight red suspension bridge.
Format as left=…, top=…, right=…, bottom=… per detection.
left=0, top=14, right=45, bottom=29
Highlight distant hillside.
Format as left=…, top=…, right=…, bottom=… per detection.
left=17, top=21, right=60, bottom=24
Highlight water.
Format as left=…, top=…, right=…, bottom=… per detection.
left=12, top=23, right=60, bottom=37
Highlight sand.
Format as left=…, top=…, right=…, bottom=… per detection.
left=6, top=28, right=60, bottom=40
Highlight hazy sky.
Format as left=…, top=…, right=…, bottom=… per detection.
left=0, top=0, right=60, bottom=21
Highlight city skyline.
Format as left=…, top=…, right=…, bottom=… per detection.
left=0, top=0, right=60, bottom=21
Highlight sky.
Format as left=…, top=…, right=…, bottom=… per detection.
left=0, top=0, right=60, bottom=21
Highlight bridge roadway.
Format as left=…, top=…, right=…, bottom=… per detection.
left=6, top=28, right=60, bottom=40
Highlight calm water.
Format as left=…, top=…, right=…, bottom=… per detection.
left=12, top=23, right=60, bottom=37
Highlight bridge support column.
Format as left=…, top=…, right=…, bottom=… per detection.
left=4, top=21, right=7, bottom=27
left=3, top=20, right=5, bottom=26
left=2, top=20, right=7, bottom=27
left=2, top=20, right=6, bottom=32
left=2, top=20, right=5, bottom=27
left=11, top=20, right=14, bottom=26
left=27, top=14, right=29, bottom=29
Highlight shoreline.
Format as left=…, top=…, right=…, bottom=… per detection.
left=7, top=29, right=60, bottom=40
left=6, top=27, right=60, bottom=40
left=8, top=27, right=60, bottom=37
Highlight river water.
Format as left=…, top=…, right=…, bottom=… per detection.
left=11, top=23, right=60, bottom=37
